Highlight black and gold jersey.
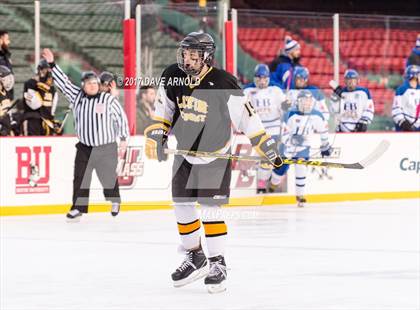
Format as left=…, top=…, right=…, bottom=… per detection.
left=154, top=64, right=265, bottom=159
left=0, top=89, right=12, bottom=117
left=0, top=89, right=12, bottom=135
left=23, top=77, right=57, bottom=119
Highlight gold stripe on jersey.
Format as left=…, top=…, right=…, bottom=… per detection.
left=248, top=130, right=266, bottom=141
left=143, top=122, right=169, bottom=135
left=177, top=219, right=201, bottom=235
left=188, top=67, right=213, bottom=89
left=152, top=116, right=172, bottom=127
left=203, top=221, right=228, bottom=237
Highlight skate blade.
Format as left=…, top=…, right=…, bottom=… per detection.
left=173, top=265, right=209, bottom=288
left=297, top=201, right=305, bottom=208
left=206, top=281, right=226, bottom=294
left=66, top=216, right=81, bottom=223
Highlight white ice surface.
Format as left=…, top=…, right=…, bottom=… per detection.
left=1, top=199, right=419, bottom=310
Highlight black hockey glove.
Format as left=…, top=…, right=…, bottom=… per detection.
left=354, top=121, right=368, bottom=132
left=320, top=143, right=332, bottom=157
left=399, top=119, right=414, bottom=132
left=333, top=85, right=344, bottom=98
left=53, top=120, right=63, bottom=135
left=144, top=122, right=169, bottom=161
left=330, top=93, right=340, bottom=103
left=251, top=133, right=283, bottom=168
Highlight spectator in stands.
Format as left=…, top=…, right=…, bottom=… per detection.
left=269, top=35, right=301, bottom=89
left=406, top=34, right=420, bottom=67
left=100, top=71, right=119, bottom=98
left=137, top=85, right=156, bottom=134
left=0, top=30, right=14, bottom=99
left=22, top=59, right=59, bottom=136
left=392, top=65, right=420, bottom=131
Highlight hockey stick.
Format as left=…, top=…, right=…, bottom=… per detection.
left=409, top=103, right=420, bottom=127
left=40, top=108, right=71, bottom=134
left=164, top=140, right=390, bottom=170
left=59, top=109, right=71, bottom=132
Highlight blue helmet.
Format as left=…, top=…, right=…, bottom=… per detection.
left=254, top=64, right=270, bottom=78
left=344, top=69, right=359, bottom=80
left=404, top=65, right=419, bottom=81
left=294, top=66, right=309, bottom=81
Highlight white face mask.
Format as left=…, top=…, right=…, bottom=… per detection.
left=1, top=74, right=14, bottom=91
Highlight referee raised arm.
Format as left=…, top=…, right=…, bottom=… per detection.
left=42, top=48, right=129, bottom=222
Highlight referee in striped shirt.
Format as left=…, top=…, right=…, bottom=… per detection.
left=42, top=49, right=129, bottom=222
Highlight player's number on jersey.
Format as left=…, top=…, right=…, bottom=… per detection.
left=343, top=102, right=359, bottom=119
left=294, top=125, right=310, bottom=136
left=244, top=100, right=256, bottom=117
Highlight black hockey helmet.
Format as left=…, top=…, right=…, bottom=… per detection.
left=37, top=59, right=50, bottom=72
left=0, top=65, right=11, bottom=78
left=0, top=65, right=14, bottom=91
left=99, top=71, right=115, bottom=85
left=177, top=32, right=216, bottom=75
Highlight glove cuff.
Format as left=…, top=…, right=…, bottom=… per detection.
left=249, top=132, right=268, bottom=147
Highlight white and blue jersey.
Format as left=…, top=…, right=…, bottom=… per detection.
left=331, top=86, right=374, bottom=132
left=244, top=85, right=286, bottom=136
left=280, top=108, right=329, bottom=158
left=392, top=82, right=420, bottom=129
left=288, top=85, right=330, bottom=120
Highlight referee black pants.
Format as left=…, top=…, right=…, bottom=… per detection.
left=71, top=142, right=121, bottom=213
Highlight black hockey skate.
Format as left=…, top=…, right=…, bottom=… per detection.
left=257, top=180, right=267, bottom=194
left=256, top=188, right=267, bottom=194
left=268, top=182, right=277, bottom=193
left=66, top=209, right=82, bottom=222
left=296, top=196, right=307, bottom=208
left=171, top=246, right=209, bottom=287
left=204, top=255, right=227, bottom=294
left=111, top=202, right=120, bottom=217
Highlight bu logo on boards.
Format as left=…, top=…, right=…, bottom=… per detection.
left=15, top=146, right=51, bottom=194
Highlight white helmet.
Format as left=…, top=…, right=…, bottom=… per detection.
left=297, top=90, right=314, bottom=114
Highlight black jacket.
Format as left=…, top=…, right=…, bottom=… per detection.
left=0, top=48, right=13, bottom=72
left=0, top=48, right=14, bottom=100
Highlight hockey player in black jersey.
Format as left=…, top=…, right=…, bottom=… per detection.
left=22, top=59, right=59, bottom=136
left=0, top=65, right=14, bottom=135
left=144, top=32, right=283, bottom=294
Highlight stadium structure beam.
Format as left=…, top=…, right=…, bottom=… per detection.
left=333, top=13, right=340, bottom=83
left=34, top=0, right=40, bottom=67
left=136, top=4, right=141, bottom=95
left=225, top=20, right=234, bottom=75
left=231, top=8, right=237, bottom=77
left=123, top=0, right=137, bottom=135
left=221, top=1, right=228, bottom=70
